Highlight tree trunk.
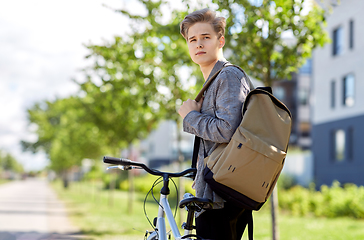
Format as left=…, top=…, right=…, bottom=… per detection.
left=109, top=172, right=115, bottom=207
left=177, top=154, right=185, bottom=226
left=62, top=170, right=69, bottom=189
left=271, top=186, right=279, bottom=240
left=128, top=144, right=135, bottom=215
left=128, top=169, right=134, bottom=215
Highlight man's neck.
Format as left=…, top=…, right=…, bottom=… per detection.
left=200, top=59, right=219, bottom=81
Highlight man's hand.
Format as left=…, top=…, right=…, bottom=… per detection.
left=178, top=98, right=204, bottom=119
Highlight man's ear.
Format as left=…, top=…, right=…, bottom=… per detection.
left=219, top=36, right=225, bottom=48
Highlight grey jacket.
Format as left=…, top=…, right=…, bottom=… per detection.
left=183, top=59, right=252, bottom=213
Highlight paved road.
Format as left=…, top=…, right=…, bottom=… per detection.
left=0, top=178, right=86, bottom=240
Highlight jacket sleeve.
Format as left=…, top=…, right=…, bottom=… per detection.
left=183, top=69, right=250, bottom=143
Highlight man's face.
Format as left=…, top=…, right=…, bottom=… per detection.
left=186, top=22, right=224, bottom=67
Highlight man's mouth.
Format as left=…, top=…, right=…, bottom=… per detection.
left=196, top=51, right=206, bottom=55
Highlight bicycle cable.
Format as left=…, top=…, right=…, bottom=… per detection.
left=170, top=177, right=179, bottom=219
left=143, top=175, right=180, bottom=230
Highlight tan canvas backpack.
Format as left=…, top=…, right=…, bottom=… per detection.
left=191, top=65, right=292, bottom=211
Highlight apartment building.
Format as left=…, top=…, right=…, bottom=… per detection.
left=312, top=0, right=364, bottom=186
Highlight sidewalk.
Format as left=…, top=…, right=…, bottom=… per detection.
left=0, top=178, right=87, bottom=240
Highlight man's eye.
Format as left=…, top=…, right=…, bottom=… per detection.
left=204, top=36, right=210, bottom=39
left=190, top=39, right=196, bottom=42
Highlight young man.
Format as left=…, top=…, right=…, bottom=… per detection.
left=178, top=8, right=253, bottom=240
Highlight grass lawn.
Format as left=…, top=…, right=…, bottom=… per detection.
left=52, top=180, right=364, bottom=240
left=0, top=179, right=10, bottom=185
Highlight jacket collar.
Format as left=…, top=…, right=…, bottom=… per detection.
left=205, top=58, right=229, bottom=84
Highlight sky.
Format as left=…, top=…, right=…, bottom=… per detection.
left=0, top=0, right=139, bottom=171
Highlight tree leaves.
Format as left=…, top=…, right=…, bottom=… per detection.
left=216, top=0, right=330, bottom=86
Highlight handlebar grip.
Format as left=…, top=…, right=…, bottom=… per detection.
left=103, top=156, right=132, bottom=165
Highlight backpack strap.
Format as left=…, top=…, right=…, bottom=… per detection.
left=191, top=136, right=200, bottom=170
left=247, top=210, right=254, bottom=240
left=194, top=68, right=224, bottom=102
left=194, top=64, right=253, bottom=102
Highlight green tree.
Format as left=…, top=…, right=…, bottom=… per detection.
left=0, top=150, right=24, bottom=175
left=22, top=97, right=104, bottom=188
left=215, top=0, right=330, bottom=86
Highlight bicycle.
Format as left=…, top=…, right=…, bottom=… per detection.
left=103, top=156, right=213, bottom=240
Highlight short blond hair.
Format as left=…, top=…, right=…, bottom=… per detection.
left=180, top=8, right=226, bottom=40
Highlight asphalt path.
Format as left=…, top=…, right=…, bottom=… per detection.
left=0, top=178, right=86, bottom=240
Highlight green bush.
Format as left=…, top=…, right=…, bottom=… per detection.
left=278, top=181, right=364, bottom=219
left=277, top=174, right=297, bottom=190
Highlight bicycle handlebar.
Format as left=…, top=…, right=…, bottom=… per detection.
left=103, top=156, right=197, bottom=178
left=103, top=156, right=133, bottom=165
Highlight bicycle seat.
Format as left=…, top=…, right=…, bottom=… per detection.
left=179, top=197, right=213, bottom=211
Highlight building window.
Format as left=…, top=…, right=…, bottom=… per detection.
left=333, top=129, right=345, bottom=162
left=331, top=80, right=336, bottom=108
left=343, top=74, right=355, bottom=107
left=333, top=26, right=343, bottom=56
left=349, top=20, right=354, bottom=49
left=299, top=59, right=312, bottom=74
left=298, top=88, right=309, bottom=105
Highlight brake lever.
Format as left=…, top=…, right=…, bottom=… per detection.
left=106, top=165, right=132, bottom=171
left=184, top=172, right=196, bottom=180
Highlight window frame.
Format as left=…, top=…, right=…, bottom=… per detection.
left=342, top=73, right=355, bottom=107
left=332, top=129, right=346, bottom=162
left=331, top=80, right=336, bottom=109
left=332, top=26, right=343, bottom=56
left=349, top=20, right=354, bottom=50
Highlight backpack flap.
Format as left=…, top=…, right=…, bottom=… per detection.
left=242, top=89, right=292, bottom=152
